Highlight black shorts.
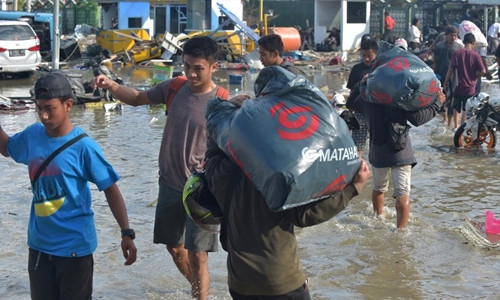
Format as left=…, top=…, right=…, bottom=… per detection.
left=229, top=281, right=311, bottom=300
left=453, top=94, right=472, bottom=113
left=153, top=178, right=218, bottom=252
left=28, top=248, right=93, bottom=300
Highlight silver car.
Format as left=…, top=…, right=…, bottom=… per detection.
left=0, top=20, right=42, bottom=75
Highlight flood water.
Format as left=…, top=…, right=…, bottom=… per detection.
left=0, top=65, right=498, bottom=300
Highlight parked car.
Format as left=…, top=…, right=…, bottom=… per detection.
left=0, top=20, right=41, bottom=76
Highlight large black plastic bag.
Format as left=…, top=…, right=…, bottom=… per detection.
left=360, top=42, right=441, bottom=111
left=206, top=66, right=361, bottom=211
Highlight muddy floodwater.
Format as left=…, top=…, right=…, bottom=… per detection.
left=0, top=65, right=499, bottom=299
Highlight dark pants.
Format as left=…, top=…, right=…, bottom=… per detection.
left=453, top=94, right=473, bottom=113
left=383, top=29, right=394, bottom=43
left=28, top=248, right=93, bottom=300
left=408, top=41, right=420, bottom=51
left=229, top=282, right=311, bottom=300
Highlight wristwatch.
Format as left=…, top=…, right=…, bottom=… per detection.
left=121, top=228, right=135, bottom=240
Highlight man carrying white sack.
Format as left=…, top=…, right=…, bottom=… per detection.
left=204, top=66, right=371, bottom=298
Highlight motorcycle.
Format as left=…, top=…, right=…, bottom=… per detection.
left=422, top=26, right=439, bottom=49
left=79, top=51, right=123, bottom=103
left=454, top=92, right=500, bottom=149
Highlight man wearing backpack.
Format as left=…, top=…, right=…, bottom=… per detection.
left=93, top=36, right=228, bottom=300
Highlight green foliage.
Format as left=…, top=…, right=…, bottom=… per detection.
left=17, top=0, right=25, bottom=11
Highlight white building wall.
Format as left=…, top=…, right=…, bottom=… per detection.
left=210, top=0, right=243, bottom=30
left=102, top=4, right=118, bottom=30
left=341, top=0, right=370, bottom=51
left=118, top=1, right=153, bottom=35
left=314, top=0, right=370, bottom=51
left=315, top=0, right=341, bottom=45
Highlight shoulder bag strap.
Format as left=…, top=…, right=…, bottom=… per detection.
left=215, top=86, right=230, bottom=100
left=165, top=76, right=188, bottom=115
left=31, top=133, right=88, bottom=186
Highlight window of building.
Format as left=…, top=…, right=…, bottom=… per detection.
left=347, top=2, right=366, bottom=24
left=128, top=17, right=142, bottom=28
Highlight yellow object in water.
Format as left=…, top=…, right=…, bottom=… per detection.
left=180, top=30, right=257, bottom=56
left=130, top=46, right=162, bottom=63
left=96, top=29, right=152, bottom=54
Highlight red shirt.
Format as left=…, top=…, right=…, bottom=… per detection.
left=385, top=15, right=395, bottom=30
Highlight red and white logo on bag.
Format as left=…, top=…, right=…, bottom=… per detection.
left=270, top=102, right=319, bottom=140
left=418, top=79, right=441, bottom=107
left=386, top=57, right=409, bottom=72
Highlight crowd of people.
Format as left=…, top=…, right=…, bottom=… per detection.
left=382, top=13, right=495, bottom=131
left=0, top=18, right=495, bottom=298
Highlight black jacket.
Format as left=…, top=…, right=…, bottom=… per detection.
left=346, top=84, right=442, bottom=168
left=204, top=138, right=359, bottom=296
left=280, top=60, right=306, bottom=76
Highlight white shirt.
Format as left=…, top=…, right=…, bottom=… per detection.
left=409, top=25, right=422, bottom=43
left=487, top=23, right=500, bottom=38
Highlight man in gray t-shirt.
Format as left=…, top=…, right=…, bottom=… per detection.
left=432, top=26, right=463, bottom=126
left=93, top=36, right=228, bottom=300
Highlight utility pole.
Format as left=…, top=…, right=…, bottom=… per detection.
left=52, top=0, right=60, bottom=69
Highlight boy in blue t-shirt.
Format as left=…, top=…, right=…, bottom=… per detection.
left=0, top=72, right=137, bottom=299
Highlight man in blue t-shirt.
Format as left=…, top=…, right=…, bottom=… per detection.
left=0, top=72, right=137, bottom=299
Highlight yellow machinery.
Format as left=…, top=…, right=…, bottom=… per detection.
left=178, top=30, right=256, bottom=57
left=96, top=29, right=162, bottom=63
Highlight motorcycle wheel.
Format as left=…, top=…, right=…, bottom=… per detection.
left=453, top=123, right=497, bottom=148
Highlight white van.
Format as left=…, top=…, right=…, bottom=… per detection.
left=0, top=20, right=42, bottom=75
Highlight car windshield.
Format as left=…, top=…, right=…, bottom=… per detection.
left=0, top=25, right=34, bottom=40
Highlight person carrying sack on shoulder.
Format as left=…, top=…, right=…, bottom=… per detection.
left=93, top=36, right=228, bottom=300
left=347, top=83, right=446, bottom=229
left=0, top=72, right=137, bottom=299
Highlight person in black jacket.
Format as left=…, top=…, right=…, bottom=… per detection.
left=346, top=39, right=379, bottom=157
left=204, top=138, right=370, bottom=299
left=347, top=85, right=445, bottom=229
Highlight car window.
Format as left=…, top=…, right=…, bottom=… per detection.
left=0, top=25, right=35, bottom=40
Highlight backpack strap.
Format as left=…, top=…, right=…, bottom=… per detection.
left=31, top=133, right=88, bottom=187
left=215, top=86, right=230, bottom=100
left=165, top=75, right=188, bottom=115
left=165, top=77, right=230, bottom=115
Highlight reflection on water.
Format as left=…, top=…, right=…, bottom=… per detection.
left=0, top=67, right=499, bottom=299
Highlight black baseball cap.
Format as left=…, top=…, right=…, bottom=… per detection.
left=34, top=72, right=77, bottom=102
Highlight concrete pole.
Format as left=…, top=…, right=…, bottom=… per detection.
left=52, top=0, right=60, bottom=69
left=27, top=0, right=32, bottom=12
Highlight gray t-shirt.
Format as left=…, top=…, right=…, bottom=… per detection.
left=147, top=79, right=222, bottom=191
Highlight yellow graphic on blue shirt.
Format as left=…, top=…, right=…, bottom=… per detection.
left=30, top=158, right=66, bottom=217
left=34, top=197, right=65, bottom=217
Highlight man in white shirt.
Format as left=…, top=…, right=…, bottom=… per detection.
left=487, top=22, right=500, bottom=54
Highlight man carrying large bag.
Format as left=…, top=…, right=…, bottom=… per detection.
left=348, top=43, right=446, bottom=229
left=204, top=66, right=371, bottom=298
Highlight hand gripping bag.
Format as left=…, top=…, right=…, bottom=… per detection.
left=206, top=66, right=361, bottom=211
left=360, top=42, right=441, bottom=111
